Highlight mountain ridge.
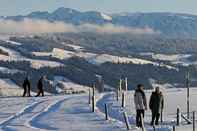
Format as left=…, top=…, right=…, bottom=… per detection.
left=2, top=7, right=197, bottom=38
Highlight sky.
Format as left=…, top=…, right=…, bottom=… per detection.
left=0, top=0, right=197, bottom=16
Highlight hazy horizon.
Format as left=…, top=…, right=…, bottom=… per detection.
left=1, top=0, right=197, bottom=16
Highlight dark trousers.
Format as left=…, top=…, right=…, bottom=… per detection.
left=136, top=109, right=145, bottom=127
left=36, top=88, right=44, bottom=97
left=22, top=87, right=31, bottom=97
left=151, top=111, right=160, bottom=125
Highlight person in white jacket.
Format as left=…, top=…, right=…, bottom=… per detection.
left=134, top=84, right=147, bottom=127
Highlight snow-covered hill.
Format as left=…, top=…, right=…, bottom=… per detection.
left=0, top=42, right=63, bottom=69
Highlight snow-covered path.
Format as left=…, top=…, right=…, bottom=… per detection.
left=30, top=95, right=124, bottom=131
left=0, top=95, right=125, bottom=131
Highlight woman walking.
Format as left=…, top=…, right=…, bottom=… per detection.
left=134, top=84, right=147, bottom=128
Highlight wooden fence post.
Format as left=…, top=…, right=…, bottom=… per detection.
left=122, top=92, right=125, bottom=108
left=123, top=112, right=131, bottom=130
left=173, top=125, right=176, bottom=131
left=125, top=77, right=128, bottom=91
left=177, top=108, right=181, bottom=126
left=93, top=85, right=95, bottom=96
left=116, top=89, right=119, bottom=101
left=105, top=103, right=109, bottom=120
left=186, top=70, right=190, bottom=119
left=119, top=79, right=122, bottom=95
left=193, top=111, right=195, bottom=131
left=92, top=86, right=95, bottom=112
left=88, top=88, right=91, bottom=104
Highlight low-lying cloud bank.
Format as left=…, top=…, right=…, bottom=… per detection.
left=0, top=19, right=160, bottom=34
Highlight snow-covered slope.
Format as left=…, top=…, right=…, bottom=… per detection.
left=34, top=47, right=177, bottom=70
left=140, top=52, right=194, bottom=67
left=0, top=44, right=63, bottom=69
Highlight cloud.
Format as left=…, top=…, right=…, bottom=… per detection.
left=0, top=19, right=160, bottom=34
left=0, top=19, right=77, bottom=34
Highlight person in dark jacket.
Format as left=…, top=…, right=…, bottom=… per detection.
left=149, top=87, right=164, bottom=125
left=36, top=76, right=44, bottom=97
left=134, top=84, right=147, bottom=127
left=22, top=77, right=31, bottom=97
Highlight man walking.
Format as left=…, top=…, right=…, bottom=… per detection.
left=134, top=84, right=147, bottom=128
left=149, top=87, right=164, bottom=125
left=22, top=77, right=31, bottom=97
left=36, top=76, right=44, bottom=97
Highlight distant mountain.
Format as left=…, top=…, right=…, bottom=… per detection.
left=3, top=7, right=197, bottom=38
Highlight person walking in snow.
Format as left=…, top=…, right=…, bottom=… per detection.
left=22, top=77, right=31, bottom=97
left=134, top=84, right=147, bottom=128
left=36, top=76, right=44, bottom=97
left=149, top=87, right=164, bottom=125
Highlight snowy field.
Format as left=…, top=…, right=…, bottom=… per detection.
left=0, top=87, right=196, bottom=130
left=97, top=88, right=197, bottom=131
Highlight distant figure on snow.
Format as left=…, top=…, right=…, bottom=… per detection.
left=36, top=76, right=44, bottom=97
left=134, top=84, right=147, bottom=128
left=149, top=87, right=164, bottom=125
left=22, top=77, right=31, bottom=97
